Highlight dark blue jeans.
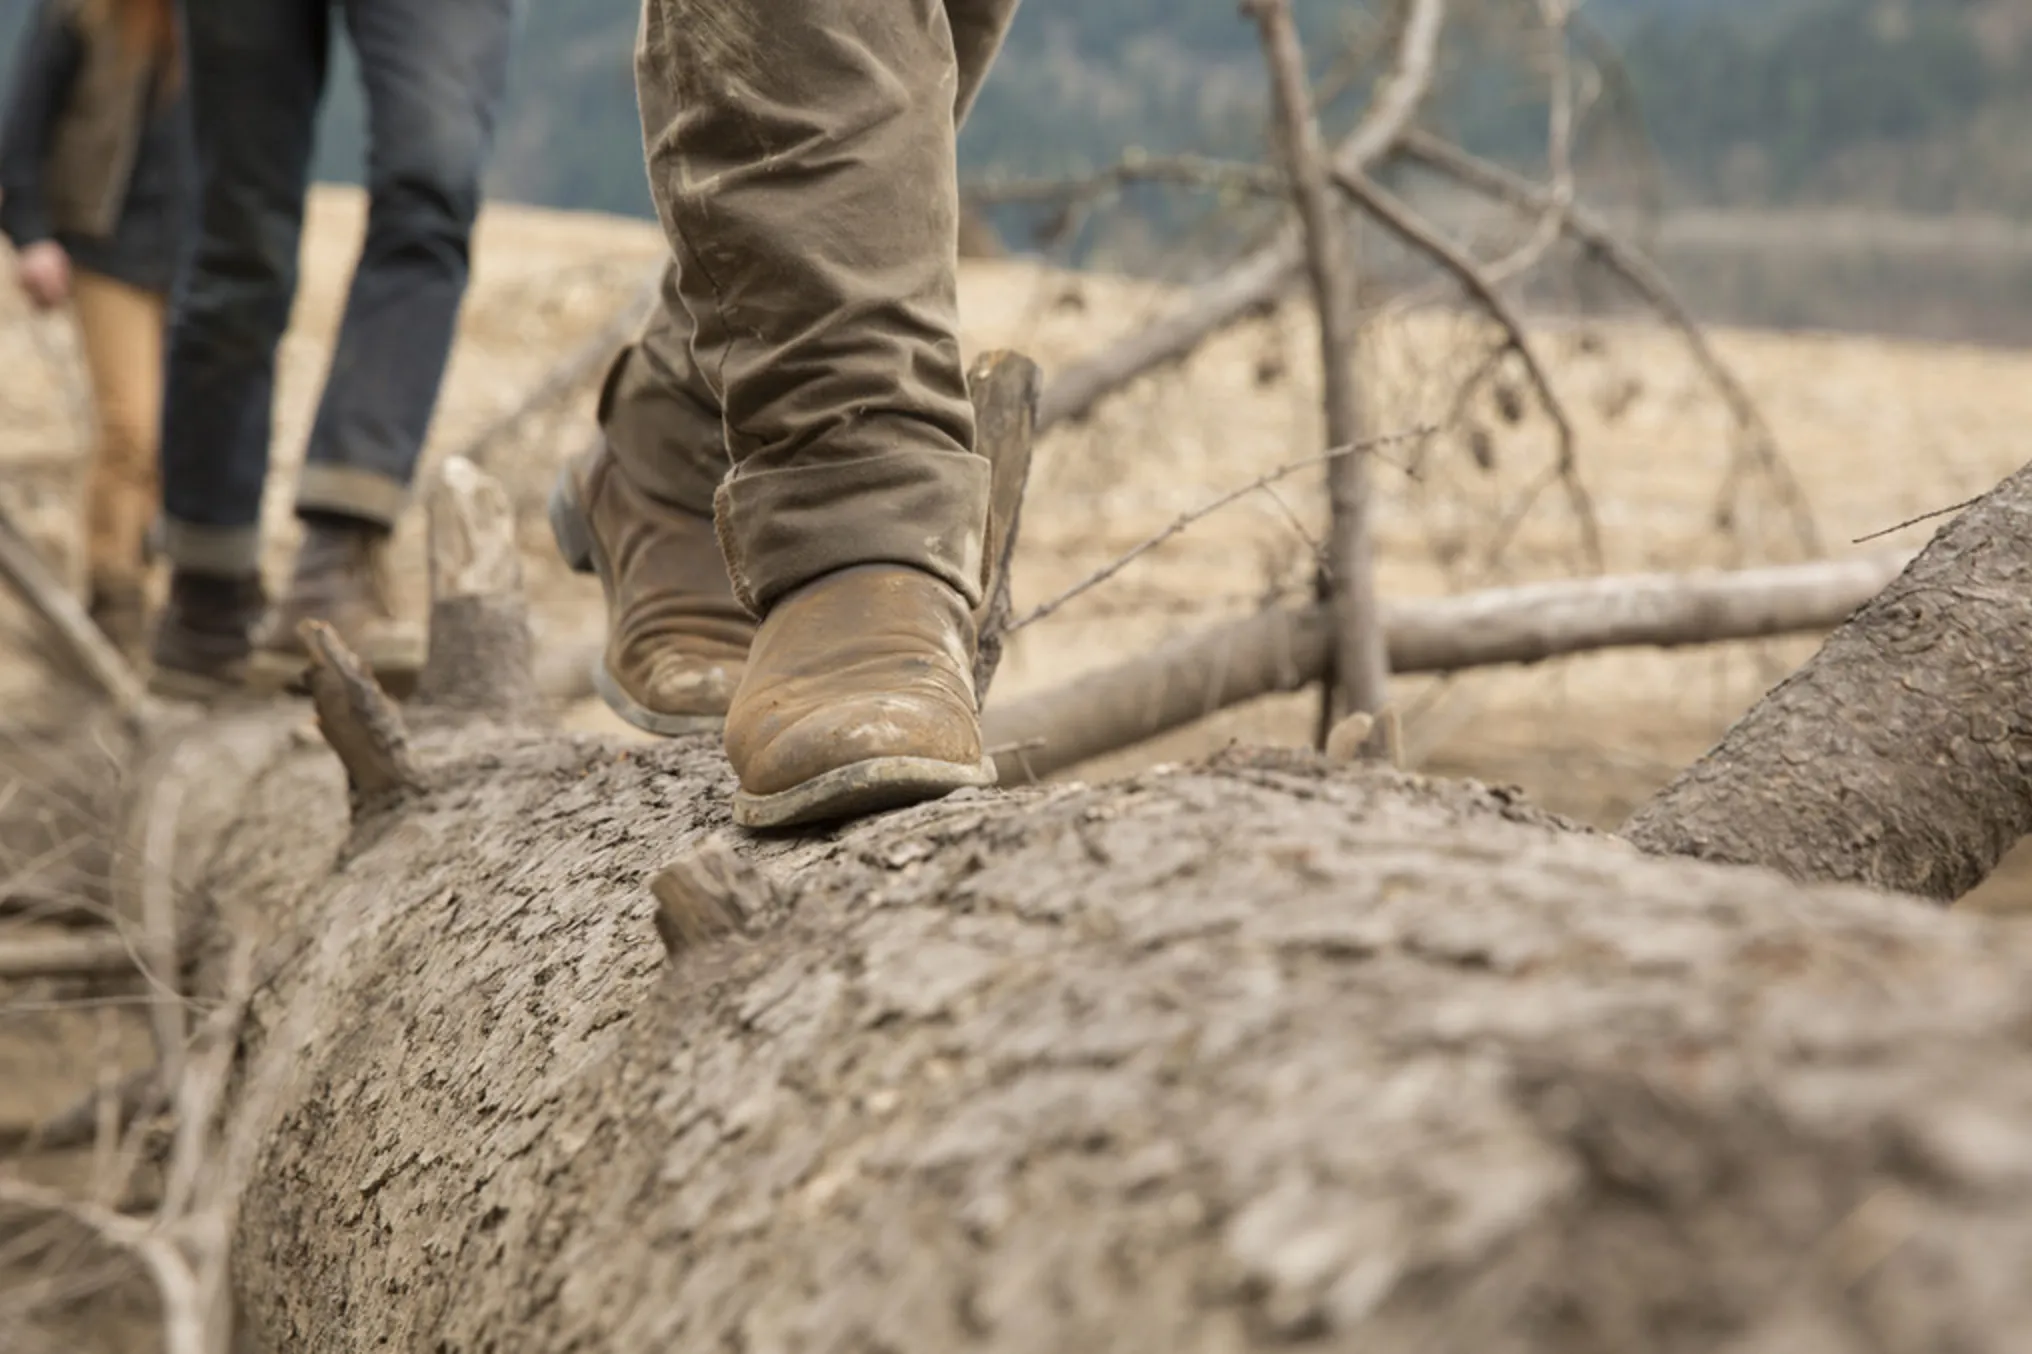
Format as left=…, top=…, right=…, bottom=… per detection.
left=159, top=0, right=513, bottom=575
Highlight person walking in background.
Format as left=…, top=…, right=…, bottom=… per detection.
left=148, top=0, right=515, bottom=698
left=0, top=0, right=191, bottom=659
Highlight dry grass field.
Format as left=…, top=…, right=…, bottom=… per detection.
left=4, top=186, right=2030, bottom=881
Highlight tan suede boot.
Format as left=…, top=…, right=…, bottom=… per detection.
left=724, top=564, right=995, bottom=829
left=250, top=518, right=425, bottom=695
left=549, top=439, right=754, bottom=734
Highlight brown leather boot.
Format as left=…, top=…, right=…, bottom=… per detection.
left=548, top=439, right=753, bottom=734
left=88, top=573, right=149, bottom=663
left=724, top=564, right=995, bottom=829
left=250, top=516, right=424, bottom=695
left=147, top=569, right=266, bottom=701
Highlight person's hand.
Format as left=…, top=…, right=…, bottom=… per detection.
left=16, top=240, right=70, bottom=310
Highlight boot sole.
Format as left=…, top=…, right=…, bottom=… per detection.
left=733, top=755, right=997, bottom=831
left=548, top=469, right=726, bottom=738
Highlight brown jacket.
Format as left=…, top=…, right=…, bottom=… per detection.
left=44, top=0, right=154, bottom=238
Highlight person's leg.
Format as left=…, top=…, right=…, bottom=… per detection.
left=297, top=0, right=513, bottom=523
left=69, top=269, right=164, bottom=655
left=549, top=258, right=754, bottom=734
left=253, top=0, right=515, bottom=684
left=557, top=0, right=1023, bottom=752
left=949, top=0, right=1020, bottom=125
left=151, top=0, right=327, bottom=694
left=632, top=0, right=1021, bottom=825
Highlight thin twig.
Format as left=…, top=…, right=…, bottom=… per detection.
left=160, top=942, right=254, bottom=1227
left=1851, top=496, right=1982, bottom=545
left=1008, top=427, right=1431, bottom=633
left=0, top=930, right=134, bottom=980
left=0, top=1178, right=210, bottom=1354
left=0, top=502, right=151, bottom=725
left=1329, top=163, right=1601, bottom=568
left=1035, top=0, right=1447, bottom=431
left=1398, top=128, right=1822, bottom=555
left=0, top=1066, right=161, bottom=1154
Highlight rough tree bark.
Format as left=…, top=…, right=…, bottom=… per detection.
left=1625, top=461, right=2032, bottom=901
left=20, top=386, right=2032, bottom=1351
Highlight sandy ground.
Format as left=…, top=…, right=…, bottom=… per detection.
left=4, top=188, right=2032, bottom=1337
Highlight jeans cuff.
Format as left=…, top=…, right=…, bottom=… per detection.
left=159, top=516, right=262, bottom=577
left=714, top=447, right=990, bottom=615
left=296, top=464, right=409, bottom=529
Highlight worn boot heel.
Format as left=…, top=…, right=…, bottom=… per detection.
left=548, top=473, right=598, bottom=575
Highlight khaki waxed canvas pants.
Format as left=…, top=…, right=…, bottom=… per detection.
left=71, top=268, right=164, bottom=593
left=604, top=0, right=1019, bottom=614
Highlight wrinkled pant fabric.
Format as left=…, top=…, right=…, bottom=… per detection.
left=158, top=0, right=513, bottom=575
left=613, top=0, right=1020, bottom=614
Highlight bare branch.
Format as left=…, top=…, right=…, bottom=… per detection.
left=988, top=549, right=1915, bottom=783
left=1398, top=128, right=1822, bottom=554
left=1037, top=0, right=1447, bottom=432
left=0, top=1179, right=210, bottom=1354
left=1329, top=163, right=1602, bottom=567
left=0, top=1067, right=162, bottom=1154
left=451, top=268, right=659, bottom=473
left=0, top=502, right=151, bottom=726
left=965, top=351, right=1042, bottom=702
left=417, top=457, right=541, bottom=717
left=1245, top=0, right=1392, bottom=742
left=302, top=620, right=425, bottom=808
left=0, top=930, right=134, bottom=980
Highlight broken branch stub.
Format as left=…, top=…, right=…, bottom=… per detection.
left=416, top=456, right=541, bottom=718
left=649, top=835, right=780, bottom=960
left=967, top=350, right=1041, bottom=703
left=302, top=620, right=424, bottom=810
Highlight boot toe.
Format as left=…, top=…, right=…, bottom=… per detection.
left=736, top=690, right=982, bottom=798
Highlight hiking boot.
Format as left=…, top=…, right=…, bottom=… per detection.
left=723, top=564, right=994, bottom=830
left=251, top=516, right=424, bottom=696
left=147, top=570, right=266, bottom=701
left=548, top=439, right=753, bottom=735
left=88, top=574, right=149, bottom=663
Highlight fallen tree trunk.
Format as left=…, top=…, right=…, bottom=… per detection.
left=1625, top=464, right=2032, bottom=901
left=21, top=412, right=2032, bottom=1350
left=986, top=548, right=1916, bottom=783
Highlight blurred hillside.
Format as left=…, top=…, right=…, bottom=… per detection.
left=0, top=0, right=2015, bottom=218
left=1, top=0, right=2026, bottom=339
